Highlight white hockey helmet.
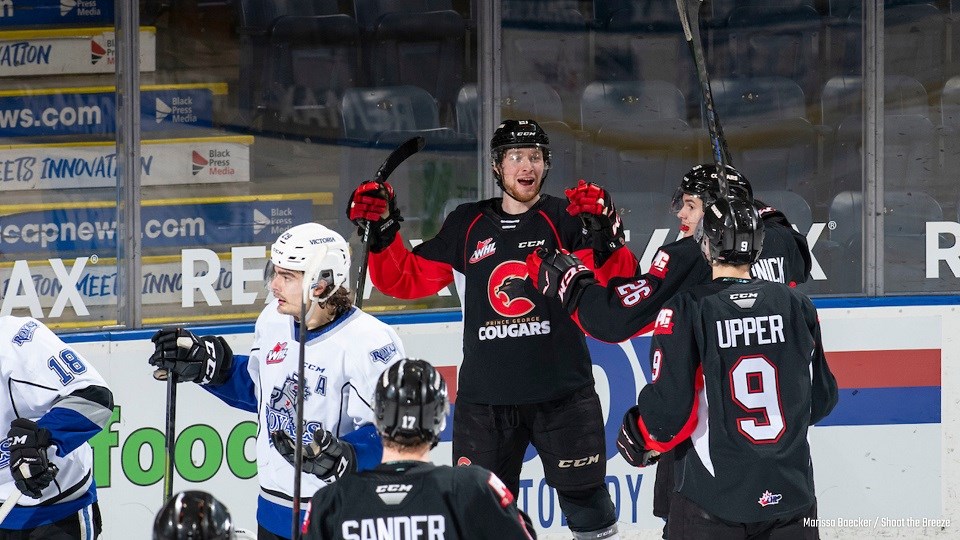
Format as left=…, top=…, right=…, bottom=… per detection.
left=270, top=223, right=351, bottom=302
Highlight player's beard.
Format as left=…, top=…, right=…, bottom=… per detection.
left=503, top=180, right=542, bottom=204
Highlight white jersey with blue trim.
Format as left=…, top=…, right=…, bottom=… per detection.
left=250, top=301, right=405, bottom=505
left=0, top=316, right=111, bottom=514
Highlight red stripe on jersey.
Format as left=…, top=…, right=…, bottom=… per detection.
left=461, top=212, right=485, bottom=268
left=636, top=365, right=705, bottom=453
left=826, top=349, right=940, bottom=388
left=436, top=365, right=458, bottom=404
left=537, top=209, right=564, bottom=247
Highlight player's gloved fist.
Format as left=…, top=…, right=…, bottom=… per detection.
left=148, top=328, right=233, bottom=386
left=617, top=407, right=661, bottom=467
left=565, top=180, right=625, bottom=257
left=526, top=248, right=596, bottom=312
left=271, top=428, right=357, bottom=484
left=347, top=180, right=394, bottom=223
left=7, top=418, right=58, bottom=499
left=346, top=180, right=403, bottom=253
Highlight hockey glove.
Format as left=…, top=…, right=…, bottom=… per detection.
left=346, top=180, right=403, bottom=253
left=565, top=180, right=625, bottom=264
left=617, top=407, right=661, bottom=467
left=148, top=328, right=233, bottom=386
left=7, top=418, right=58, bottom=499
left=526, top=248, right=596, bottom=312
left=271, top=428, right=357, bottom=484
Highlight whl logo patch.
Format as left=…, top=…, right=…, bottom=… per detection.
left=191, top=151, right=208, bottom=175
left=469, top=239, right=496, bottom=263
left=758, top=490, right=782, bottom=507
left=266, top=342, right=288, bottom=364
left=90, top=38, right=106, bottom=64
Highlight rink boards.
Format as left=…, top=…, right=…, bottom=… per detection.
left=51, top=300, right=952, bottom=539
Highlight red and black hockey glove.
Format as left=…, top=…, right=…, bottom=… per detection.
left=7, top=418, right=59, bottom=499
left=525, top=248, right=596, bottom=313
left=565, top=180, right=625, bottom=265
left=346, top=180, right=402, bottom=253
left=617, top=406, right=661, bottom=467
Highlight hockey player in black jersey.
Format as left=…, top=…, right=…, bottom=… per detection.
left=537, top=163, right=812, bottom=345
left=610, top=195, right=838, bottom=538
left=347, top=119, right=636, bottom=539
left=302, top=358, right=536, bottom=540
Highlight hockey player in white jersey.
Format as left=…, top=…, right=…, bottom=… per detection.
left=148, top=223, right=405, bottom=540
left=1, top=317, right=114, bottom=538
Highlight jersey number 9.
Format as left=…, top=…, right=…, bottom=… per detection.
left=729, top=356, right=785, bottom=443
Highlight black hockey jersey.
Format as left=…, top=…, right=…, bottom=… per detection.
left=368, top=195, right=636, bottom=404
left=302, top=461, right=534, bottom=539
left=632, top=278, right=838, bottom=523
left=574, top=205, right=811, bottom=343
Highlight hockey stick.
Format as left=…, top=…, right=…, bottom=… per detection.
left=291, top=297, right=308, bottom=540
left=676, top=0, right=732, bottom=199
left=0, top=491, right=21, bottom=526
left=162, top=372, right=178, bottom=505
left=290, top=250, right=331, bottom=540
left=354, top=135, right=426, bottom=308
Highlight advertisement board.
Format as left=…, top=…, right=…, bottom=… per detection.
left=0, top=195, right=330, bottom=320
left=0, top=83, right=226, bottom=137
left=54, top=304, right=951, bottom=539
left=0, top=0, right=114, bottom=27
left=0, top=26, right=155, bottom=76
left=0, top=135, right=252, bottom=190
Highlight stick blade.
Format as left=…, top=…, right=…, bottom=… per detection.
left=374, top=136, right=426, bottom=182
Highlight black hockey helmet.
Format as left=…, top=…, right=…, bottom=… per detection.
left=672, top=163, right=753, bottom=212
left=490, top=119, right=551, bottom=189
left=153, top=491, right=234, bottom=540
left=375, top=358, right=449, bottom=448
left=699, top=195, right=765, bottom=266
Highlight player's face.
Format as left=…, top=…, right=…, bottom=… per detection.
left=498, top=147, right=545, bottom=203
left=676, top=194, right=704, bottom=237
left=269, top=266, right=307, bottom=316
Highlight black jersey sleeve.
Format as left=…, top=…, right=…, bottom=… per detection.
left=632, top=295, right=703, bottom=452
left=571, top=240, right=709, bottom=343
left=803, top=295, right=839, bottom=424
left=454, top=467, right=535, bottom=539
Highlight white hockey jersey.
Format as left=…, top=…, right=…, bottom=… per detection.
left=205, top=302, right=404, bottom=536
left=0, top=316, right=113, bottom=528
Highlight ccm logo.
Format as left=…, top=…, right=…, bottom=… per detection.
left=518, top=240, right=545, bottom=248
left=558, top=454, right=600, bottom=468
left=729, top=293, right=759, bottom=300
left=376, top=484, right=413, bottom=493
